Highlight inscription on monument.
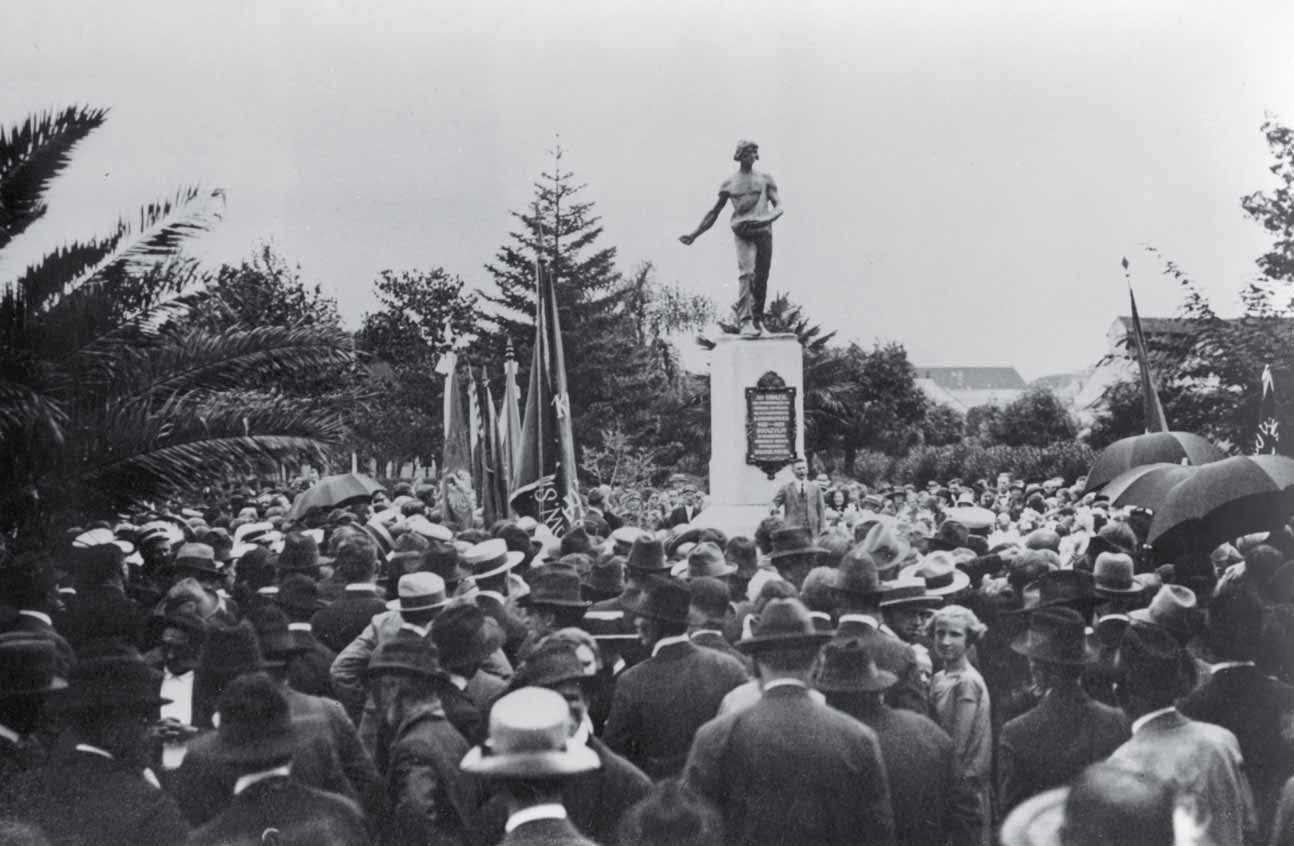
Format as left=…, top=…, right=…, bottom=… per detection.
left=745, top=370, right=797, bottom=479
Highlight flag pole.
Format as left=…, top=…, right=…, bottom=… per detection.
left=1124, top=257, right=1170, bottom=433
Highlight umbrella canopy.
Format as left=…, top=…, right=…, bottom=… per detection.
left=1098, top=463, right=1197, bottom=509
left=1148, top=454, right=1294, bottom=547
left=287, top=473, right=385, bottom=520
left=1084, top=432, right=1225, bottom=493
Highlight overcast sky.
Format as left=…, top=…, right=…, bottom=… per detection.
left=4, top=0, right=1293, bottom=379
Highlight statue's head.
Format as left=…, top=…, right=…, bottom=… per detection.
left=733, top=139, right=759, bottom=162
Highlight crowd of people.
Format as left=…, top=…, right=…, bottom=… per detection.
left=1, top=464, right=1293, bottom=846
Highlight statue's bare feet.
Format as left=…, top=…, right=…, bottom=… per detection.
left=739, top=320, right=760, bottom=339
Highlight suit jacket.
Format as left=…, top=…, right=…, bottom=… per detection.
left=834, top=618, right=927, bottom=714
left=1180, top=663, right=1294, bottom=838
left=471, top=736, right=651, bottom=846
left=473, top=592, right=530, bottom=668
left=284, top=687, right=381, bottom=816
left=0, top=747, right=190, bottom=846
left=56, top=585, right=146, bottom=652
left=172, top=715, right=359, bottom=826
left=665, top=505, right=698, bottom=528
left=312, top=587, right=388, bottom=653
left=690, top=629, right=753, bottom=675
left=834, top=698, right=979, bottom=846
left=1107, top=708, right=1257, bottom=846
left=685, top=684, right=895, bottom=846
left=773, top=480, right=825, bottom=537
left=997, top=684, right=1129, bottom=814
left=604, top=639, right=748, bottom=779
left=499, top=817, right=599, bottom=846
left=379, top=702, right=479, bottom=846
left=1271, top=775, right=1294, bottom=846
left=186, top=776, right=369, bottom=846
left=287, top=626, right=339, bottom=698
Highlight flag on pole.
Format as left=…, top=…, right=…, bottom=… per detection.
left=467, top=365, right=483, bottom=496
left=500, top=340, right=523, bottom=492
left=1255, top=364, right=1280, bottom=454
left=480, top=377, right=510, bottom=525
left=1125, top=260, right=1169, bottom=433
left=440, top=351, right=472, bottom=477
left=510, top=260, right=584, bottom=534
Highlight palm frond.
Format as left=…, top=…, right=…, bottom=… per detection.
left=0, top=379, right=65, bottom=446
left=110, top=325, right=354, bottom=401
left=0, top=106, right=109, bottom=251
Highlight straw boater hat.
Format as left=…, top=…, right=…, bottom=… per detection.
left=459, top=687, right=601, bottom=778
left=386, top=572, right=450, bottom=613
left=878, top=577, right=942, bottom=610
left=463, top=539, right=525, bottom=581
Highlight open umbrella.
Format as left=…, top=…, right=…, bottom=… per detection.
left=1084, top=432, right=1225, bottom=494
left=287, top=472, right=385, bottom=521
left=1147, top=454, right=1294, bottom=548
left=1097, top=463, right=1197, bottom=509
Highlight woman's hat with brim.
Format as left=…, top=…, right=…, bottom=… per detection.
left=899, top=551, right=970, bottom=596
left=205, top=672, right=300, bottom=770
left=1011, top=606, right=1100, bottom=666
left=623, top=579, right=693, bottom=626
left=815, top=637, right=897, bottom=694
left=463, top=539, right=525, bottom=581
left=736, top=598, right=832, bottom=655
left=460, top=687, right=601, bottom=779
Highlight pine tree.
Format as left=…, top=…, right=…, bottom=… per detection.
left=478, top=145, right=665, bottom=454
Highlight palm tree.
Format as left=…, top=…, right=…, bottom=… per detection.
left=0, top=107, right=351, bottom=548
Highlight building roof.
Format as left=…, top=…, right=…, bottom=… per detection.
left=915, top=367, right=1027, bottom=391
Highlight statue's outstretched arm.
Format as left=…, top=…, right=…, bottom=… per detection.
left=679, top=193, right=729, bottom=245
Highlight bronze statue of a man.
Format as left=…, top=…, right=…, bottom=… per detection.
left=679, top=139, right=782, bottom=338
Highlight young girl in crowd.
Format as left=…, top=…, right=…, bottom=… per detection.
left=928, top=604, right=993, bottom=846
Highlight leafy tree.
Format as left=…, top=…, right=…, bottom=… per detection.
left=477, top=146, right=667, bottom=453
left=830, top=342, right=929, bottom=464
left=355, top=268, right=480, bottom=465
left=922, top=403, right=966, bottom=447
left=0, top=108, right=350, bottom=547
left=182, top=243, right=342, bottom=331
left=984, top=387, right=1077, bottom=447
left=965, top=404, right=1002, bottom=443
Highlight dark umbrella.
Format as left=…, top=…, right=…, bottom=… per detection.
left=1084, top=432, right=1225, bottom=494
left=287, top=473, right=385, bottom=521
left=1098, top=463, right=1197, bottom=509
left=1148, top=454, right=1294, bottom=548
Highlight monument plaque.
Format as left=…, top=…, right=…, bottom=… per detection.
left=745, top=371, right=797, bottom=479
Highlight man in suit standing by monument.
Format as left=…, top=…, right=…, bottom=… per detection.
left=774, top=460, right=825, bottom=537
left=680, top=139, right=782, bottom=339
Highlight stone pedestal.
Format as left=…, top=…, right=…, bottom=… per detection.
left=692, top=333, right=804, bottom=537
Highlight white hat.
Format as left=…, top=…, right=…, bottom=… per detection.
left=462, top=539, right=525, bottom=580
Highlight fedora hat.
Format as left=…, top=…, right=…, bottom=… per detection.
left=275, top=573, right=325, bottom=616
left=1115, top=622, right=1187, bottom=693
left=859, top=521, right=912, bottom=575
left=560, top=527, right=597, bottom=558
left=386, top=572, right=450, bottom=613
left=69, top=648, right=169, bottom=713
left=403, top=514, right=453, bottom=542
left=623, top=579, right=694, bottom=626
left=206, top=672, right=299, bottom=769
left=878, top=577, right=941, bottom=610
left=834, top=546, right=881, bottom=599
left=581, top=557, right=626, bottom=601
left=927, top=520, right=970, bottom=553
left=513, top=643, right=594, bottom=690
left=768, top=527, right=826, bottom=562
left=463, top=539, right=525, bottom=581
left=625, top=536, right=669, bottom=574
left=276, top=532, right=323, bottom=572
left=815, top=638, right=897, bottom=694
left=1087, top=522, right=1137, bottom=559
left=361, top=520, right=395, bottom=556
left=366, top=637, right=447, bottom=682
left=174, top=542, right=221, bottom=575
left=460, top=687, right=600, bottom=779
left=0, top=633, right=69, bottom=698
left=432, top=604, right=505, bottom=672
left=1092, top=552, right=1141, bottom=597
left=686, top=542, right=737, bottom=579
left=688, top=577, right=733, bottom=627
left=518, top=566, right=592, bottom=610
left=736, top=598, right=832, bottom=655
left=1019, top=570, right=1099, bottom=612
left=1011, top=606, right=1099, bottom=666
left=247, top=606, right=308, bottom=664
left=198, top=620, right=265, bottom=679
left=899, top=551, right=970, bottom=596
